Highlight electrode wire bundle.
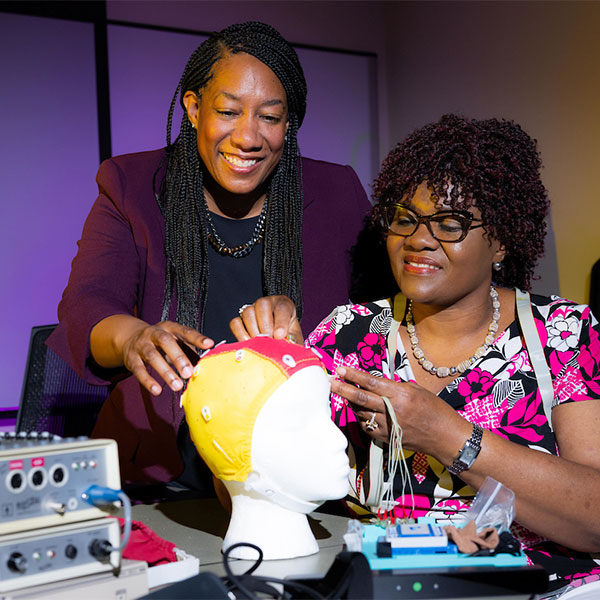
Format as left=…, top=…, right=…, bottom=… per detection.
left=378, top=396, right=415, bottom=523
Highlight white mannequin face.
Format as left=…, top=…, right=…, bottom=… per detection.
left=250, top=365, right=350, bottom=504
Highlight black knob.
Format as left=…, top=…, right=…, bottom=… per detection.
left=65, top=544, right=78, bottom=560
left=89, top=539, right=112, bottom=560
left=8, top=552, right=27, bottom=574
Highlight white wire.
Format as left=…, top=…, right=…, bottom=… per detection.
left=381, top=396, right=414, bottom=520
left=111, top=491, right=132, bottom=552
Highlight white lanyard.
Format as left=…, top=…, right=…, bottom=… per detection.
left=515, top=289, right=555, bottom=430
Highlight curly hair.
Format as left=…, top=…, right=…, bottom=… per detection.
left=155, top=22, right=307, bottom=330
left=370, top=113, right=549, bottom=292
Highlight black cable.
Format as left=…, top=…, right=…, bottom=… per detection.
left=224, top=542, right=264, bottom=577
left=223, top=543, right=264, bottom=599
left=221, top=542, right=327, bottom=599
left=249, top=575, right=326, bottom=599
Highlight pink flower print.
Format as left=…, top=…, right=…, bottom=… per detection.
left=548, top=316, right=580, bottom=352
left=511, top=348, right=531, bottom=374
left=332, top=348, right=349, bottom=371
left=356, top=333, right=385, bottom=369
left=579, top=325, right=600, bottom=378
left=457, top=368, right=496, bottom=404
left=460, top=393, right=504, bottom=430
left=329, top=350, right=356, bottom=413
left=330, top=392, right=345, bottom=413
left=344, top=353, right=360, bottom=370
left=352, top=304, right=374, bottom=317
left=501, top=391, right=546, bottom=443
left=397, top=496, right=470, bottom=521
left=333, top=401, right=359, bottom=427
left=393, top=493, right=433, bottom=519
left=334, top=305, right=355, bottom=333
left=555, top=367, right=587, bottom=404
left=307, top=316, right=335, bottom=342
left=434, top=498, right=471, bottom=520
left=565, top=571, right=600, bottom=585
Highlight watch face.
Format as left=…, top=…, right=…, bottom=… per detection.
left=461, top=441, right=479, bottom=467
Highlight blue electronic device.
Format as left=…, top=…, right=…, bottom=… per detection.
left=378, top=522, right=452, bottom=556
left=364, top=518, right=527, bottom=571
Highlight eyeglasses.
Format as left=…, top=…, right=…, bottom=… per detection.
left=380, top=204, right=484, bottom=243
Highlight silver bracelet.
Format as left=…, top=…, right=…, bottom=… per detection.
left=447, top=423, right=484, bottom=475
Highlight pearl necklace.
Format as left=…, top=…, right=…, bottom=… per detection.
left=406, top=286, right=500, bottom=378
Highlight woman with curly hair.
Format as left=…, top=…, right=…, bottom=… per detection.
left=234, top=114, right=600, bottom=597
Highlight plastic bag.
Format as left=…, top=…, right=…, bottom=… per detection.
left=466, top=476, right=515, bottom=533
left=343, top=519, right=364, bottom=552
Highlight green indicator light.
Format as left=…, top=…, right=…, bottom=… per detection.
left=413, top=581, right=423, bottom=592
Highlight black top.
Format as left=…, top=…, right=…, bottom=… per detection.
left=202, top=213, right=264, bottom=344
left=176, top=213, right=263, bottom=491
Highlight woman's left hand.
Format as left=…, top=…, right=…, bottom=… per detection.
left=332, top=366, right=471, bottom=459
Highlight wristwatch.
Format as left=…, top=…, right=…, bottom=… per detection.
left=447, top=423, right=484, bottom=475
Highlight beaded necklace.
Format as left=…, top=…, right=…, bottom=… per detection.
left=205, top=198, right=268, bottom=258
left=406, top=286, right=500, bottom=378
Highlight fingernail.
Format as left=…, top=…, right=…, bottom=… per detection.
left=182, top=366, right=192, bottom=379
left=172, top=379, right=183, bottom=391
left=151, top=384, right=161, bottom=395
left=336, top=366, right=346, bottom=376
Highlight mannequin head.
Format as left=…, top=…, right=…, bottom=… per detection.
left=181, top=337, right=350, bottom=559
left=182, top=336, right=349, bottom=508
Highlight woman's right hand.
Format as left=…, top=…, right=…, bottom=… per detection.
left=90, top=315, right=214, bottom=396
left=229, top=295, right=304, bottom=344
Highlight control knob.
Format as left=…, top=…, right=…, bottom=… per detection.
left=8, top=552, right=27, bottom=574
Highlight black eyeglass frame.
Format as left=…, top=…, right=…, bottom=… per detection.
left=380, top=204, right=484, bottom=243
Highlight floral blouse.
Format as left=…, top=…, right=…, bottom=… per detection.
left=306, top=293, right=600, bottom=592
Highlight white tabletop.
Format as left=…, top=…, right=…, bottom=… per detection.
left=131, top=498, right=349, bottom=579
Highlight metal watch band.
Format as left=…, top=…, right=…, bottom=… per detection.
left=447, top=423, right=484, bottom=475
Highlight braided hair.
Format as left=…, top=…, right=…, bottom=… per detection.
left=155, top=22, right=307, bottom=330
left=371, top=114, right=549, bottom=291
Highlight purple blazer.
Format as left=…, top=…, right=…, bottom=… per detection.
left=48, top=149, right=370, bottom=483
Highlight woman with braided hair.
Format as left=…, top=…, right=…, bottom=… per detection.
left=48, top=21, right=369, bottom=487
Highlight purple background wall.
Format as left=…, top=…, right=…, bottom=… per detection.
left=0, top=10, right=378, bottom=411
left=1, top=12, right=100, bottom=413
